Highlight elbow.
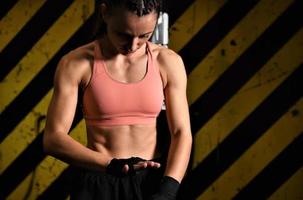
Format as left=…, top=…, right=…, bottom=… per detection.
left=42, top=131, right=51, bottom=155
left=172, top=129, right=193, bottom=147
left=42, top=130, right=57, bottom=156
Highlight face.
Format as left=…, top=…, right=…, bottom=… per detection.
left=102, top=6, right=158, bottom=55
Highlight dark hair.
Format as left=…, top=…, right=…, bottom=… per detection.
left=93, top=0, right=162, bottom=38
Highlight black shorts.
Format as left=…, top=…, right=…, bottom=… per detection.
left=70, top=158, right=165, bottom=200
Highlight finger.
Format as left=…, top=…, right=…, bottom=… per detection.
left=133, top=161, right=161, bottom=170
left=136, top=161, right=158, bottom=166
left=122, top=164, right=129, bottom=173
left=133, top=162, right=147, bottom=170
left=146, top=161, right=161, bottom=168
left=152, top=162, right=161, bottom=168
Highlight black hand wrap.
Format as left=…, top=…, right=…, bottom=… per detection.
left=106, top=157, right=146, bottom=176
left=149, top=176, right=180, bottom=200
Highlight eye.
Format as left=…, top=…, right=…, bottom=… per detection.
left=116, top=31, right=132, bottom=40
left=139, top=34, right=150, bottom=39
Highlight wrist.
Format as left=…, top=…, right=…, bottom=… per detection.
left=96, top=155, right=113, bottom=172
left=159, top=176, right=180, bottom=196
left=163, top=175, right=180, bottom=184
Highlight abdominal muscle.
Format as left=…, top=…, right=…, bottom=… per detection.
left=85, top=122, right=161, bottom=160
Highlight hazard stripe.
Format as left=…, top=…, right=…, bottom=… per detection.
left=0, top=133, right=45, bottom=197
left=193, top=28, right=303, bottom=168
left=0, top=0, right=94, bottom=113
left=0, top=0, right=94, bottom=171
left=0, top=105, right=83, bottom=197
left=179, top=0, right=259, bottom=74
left=164, top=0, right=195, bottom=26
left=0, top=0, right=46, bottom=51
left=0, top=0, right=19, bottom=20
left=268, top=167, right=303, bottom=200
left=169, top=0, right=227, bottom=52
left=178, top=64, right=303, bottom=199
left=189, top=0, right=302, bottom=134
left=36, top=167, right=73, bottom=200
left=1, top=0, right=302, bottom=199
left=197, top=98, right=303, bottom=199
left=0, top=15, right=95, bottom=143
left=0, top=0, right=74, bottom=81
left=7, top=121, right=87, bottom=200
left=0, top=90, right=53, bottom=173
left=187, top=0, right=295, bottom=105
left=6, top=154, right=69, bottom=200
left=233, top=133, right=303, bottom=199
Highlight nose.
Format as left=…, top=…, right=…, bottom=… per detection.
left=129, top=37, right=140, bottom=52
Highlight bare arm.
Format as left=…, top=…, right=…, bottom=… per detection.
left=159, top=50, right=193, bottom=183
left=43, top=54, right=111, bottom=171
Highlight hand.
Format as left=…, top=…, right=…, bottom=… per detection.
left=106, top=157, right=161, bottom=176
left=122, top=160, right=161, bottom=173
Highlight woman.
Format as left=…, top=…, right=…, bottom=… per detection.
left=43, top=0, right=192, bottom=199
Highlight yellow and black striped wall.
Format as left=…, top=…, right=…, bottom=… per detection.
left=0, top=0, right=302, bottom=199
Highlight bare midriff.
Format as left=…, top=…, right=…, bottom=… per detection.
left=85, top=122, right=161, bottom=160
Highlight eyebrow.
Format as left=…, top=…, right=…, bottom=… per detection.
left=117, top=31, right=153, bottom=37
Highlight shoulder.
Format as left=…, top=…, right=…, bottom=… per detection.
left=54, top=41, right=96, bottom=87
left=58, top=41, right=95, bottom=73
left=148, top=42, right=182, bottom=61
left=148, top=42, right=184, bottom=72
left=148, top=42, right=186, bottom=86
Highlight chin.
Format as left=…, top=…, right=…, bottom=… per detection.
left=119, top=49, right=136, bottom=55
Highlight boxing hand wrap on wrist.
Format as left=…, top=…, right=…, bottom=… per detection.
left=149, top=176, right=180, bottom=200
left=106, top=157, right=145, bottom=176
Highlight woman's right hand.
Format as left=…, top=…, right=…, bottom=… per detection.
left=123, top=160, right=161, bottom=173
left=106, top=157, right=161, bottom=176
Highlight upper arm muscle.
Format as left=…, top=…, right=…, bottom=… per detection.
left=45, top=56, right=83, bottom=135
left=159, top=50, right=191, bottom=135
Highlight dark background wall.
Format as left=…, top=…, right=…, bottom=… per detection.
left=0, top=0, right=302, bottom=199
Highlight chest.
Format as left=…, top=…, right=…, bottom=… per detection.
left=82, top=56, right=165, bottom=117
left=104, top=56, right=148, bottom=84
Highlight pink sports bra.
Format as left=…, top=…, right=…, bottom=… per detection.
left=81, top=41, right=164, bottom=126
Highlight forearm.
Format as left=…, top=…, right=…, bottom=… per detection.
left=43, top=131, right=111, bottom=172
left=164, top=131, right=192, bottom=183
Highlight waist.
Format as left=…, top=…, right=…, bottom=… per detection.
left=84, top=114, right=157, bottom=126
left=85, top=123, right=160, bottom=160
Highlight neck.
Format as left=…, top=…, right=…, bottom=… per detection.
left=98, top=36, right=147, bottom=61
